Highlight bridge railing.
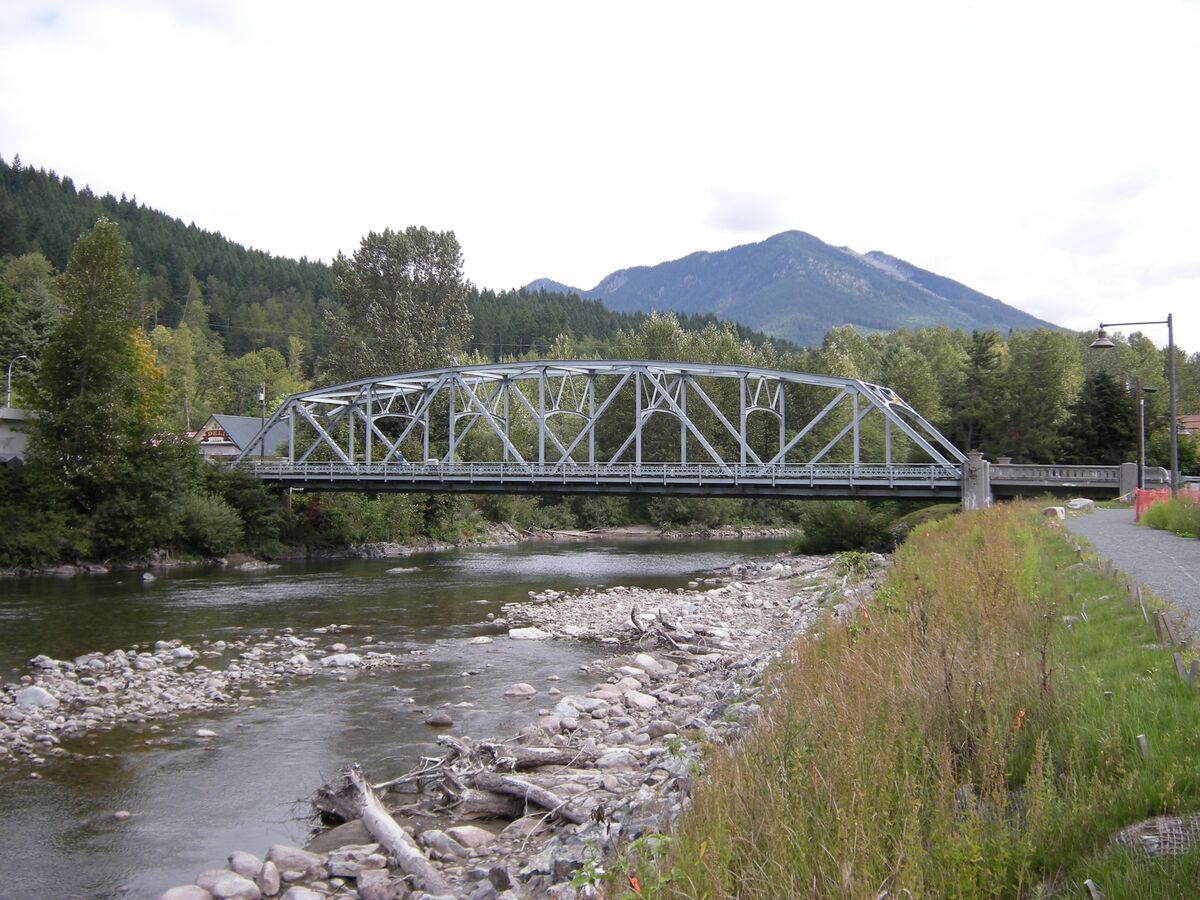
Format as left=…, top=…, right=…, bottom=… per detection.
left=241, top=460, right=963, bottom=487
left=990, top=464, right=1121, bottom=484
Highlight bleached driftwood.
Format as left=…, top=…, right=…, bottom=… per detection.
left=468, top=771, right=589, bottom=824
left=347, top=766, right=451, bottom=895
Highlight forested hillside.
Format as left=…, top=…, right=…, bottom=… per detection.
left=0, top=157, right=791, bottom=371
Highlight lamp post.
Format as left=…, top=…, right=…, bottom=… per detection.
left=1090, top=315, right=1178, bottom=496
left=4, top=354, right=29, bottom=408
left=1138, top=385, right=1158, bottom=490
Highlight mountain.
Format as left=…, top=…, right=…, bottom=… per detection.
left=526, top=230, right=1059, bottom=346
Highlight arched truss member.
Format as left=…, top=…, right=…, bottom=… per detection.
left=236, top=360, right=967, bottom=498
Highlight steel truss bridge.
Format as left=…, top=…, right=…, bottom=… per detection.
left=235, top=361, right=1134, bottom=502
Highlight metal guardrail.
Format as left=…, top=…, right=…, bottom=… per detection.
left=243, top=461, right=964, bottom=491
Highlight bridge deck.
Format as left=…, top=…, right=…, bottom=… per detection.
left=245, top=462, right=965, bottom=499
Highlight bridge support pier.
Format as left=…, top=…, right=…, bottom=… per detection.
left=961, top=451, right=992, bottom=511
left=1119, top=462, right=1138, bottom=498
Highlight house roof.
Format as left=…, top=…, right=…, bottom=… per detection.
left=199, top=414, right=291, bottom=455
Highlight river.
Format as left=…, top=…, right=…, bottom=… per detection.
left=0, top=537, right=784, bottom=899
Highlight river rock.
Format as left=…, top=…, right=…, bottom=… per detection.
left=320, top=653, right=362, bottom=668
left=504, top=683, right=537, bottom=698
left=14, top=686, right=58, bottom=709
left=353, top=868, right=400, bottom=900
left=172, top=647, right=197, bottom=661
left=255, top=861, right=280, bottom=896
left=1067, top=498, right=1095, bottom=511
left=624, top=690, right=659, bottom=711
left=469, top=636, right=494, bottom=644
left=278, top=889, right=322, bottom=900
left=446, top=825, right=496, bottom=849
left=195, top=728, right=218, bottom=738
left=159, top=887, right=214, bottom=900
left=197, top=870, right=261, bottom=899
left=265, top=844, right=324, bottom=877
left=425, top=711, right=454, bottom=727
left=632, top=653, right=663, bottom=675
left=228, top=850, right=262, bottom=878
left=596, top=749, right=640, bottom=770
left=508, top=626, right=552, bottom=640
left=1041, top=506, right=1066, bottom=520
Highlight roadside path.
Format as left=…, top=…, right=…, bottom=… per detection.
left=1064, top=507, right=1200, bottom=638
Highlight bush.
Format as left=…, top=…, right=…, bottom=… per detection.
left=1141, top=496, right=1200, bottom=537
left=179, top=493, right=244, bottom=557
left=790, top=500, right=891, bottom=554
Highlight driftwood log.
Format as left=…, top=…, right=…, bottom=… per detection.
left=467, top=771, right=589, bottom=824
left=347, top=766, right=452, bottom=895
left=478, top=742, right=597, bottom=771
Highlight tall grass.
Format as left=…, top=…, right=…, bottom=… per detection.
left=1141, top=496, right=1200, bottom=538
left=643, top=504, right=1200, bottom=897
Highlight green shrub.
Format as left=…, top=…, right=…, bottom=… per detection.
left=790, top=501, right=891, bottom=554
left=179, top=493, right=244, bottom=557
left=1140, top=497, right=1200, bottom=537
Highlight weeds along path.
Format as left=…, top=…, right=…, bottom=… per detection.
left=643, top=504, right=1200, bottom=898
left=1065, top=507, right=1200, bottom=638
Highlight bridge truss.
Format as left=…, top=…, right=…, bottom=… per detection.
left=238, top=361, right=968, bottom=498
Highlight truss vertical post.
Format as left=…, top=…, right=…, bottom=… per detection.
left=288, top=406, right=295, bottom=462
left=365, top=385, right=373, bottom=464
left=680, top=376, right=688, bottom=465
left=885, top=416, right=892, bottom=465
left=422, top=390, right=430, bottom=462
left=853, top=392, right=860, bottom=464
left=502, top=381, right=510, bottom=463
left=634, top=370, right=643, bottom=467
left=779, top=386, right=785, bottom=467
left=588, top=375, right=595, bottom=465
left=739, top=376, right=747, bottom=466
left=538, top=372, right=546, bottom=467
left=448, top=378, right=458, bottom=462
left=347, top=398, right=355, bottom=463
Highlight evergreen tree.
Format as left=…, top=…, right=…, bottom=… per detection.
left=32, top=218, right=165, bottom=511
left=1060, top=372, right=1136, bottom=464
left=946, top=330, right=1006, bottom=453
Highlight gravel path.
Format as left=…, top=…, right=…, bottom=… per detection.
left=1064, top=507, right=1200, bottom=638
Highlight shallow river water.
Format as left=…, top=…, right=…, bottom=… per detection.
left=0, top=537, right=783, bottom=899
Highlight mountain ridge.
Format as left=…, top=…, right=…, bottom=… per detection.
left=527, top=230, right=1058, bottom=346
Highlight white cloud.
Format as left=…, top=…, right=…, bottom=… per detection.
left=2, top=0, right=1198, bottom=351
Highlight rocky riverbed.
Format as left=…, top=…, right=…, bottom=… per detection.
left=147, top=548, right=887, bottom=899
left=0, top=625, right=424, bottom=767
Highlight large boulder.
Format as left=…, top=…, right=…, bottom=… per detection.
left=14, top=686, right=58, bottom=710
left=508, top=627, right=552, bottom=641
left=504, top=683, right=537, bottom=698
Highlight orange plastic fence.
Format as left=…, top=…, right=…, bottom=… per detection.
left=1135, top=487, right=1200, bottom=523
left=1134, top=489, right=1170, bottom=523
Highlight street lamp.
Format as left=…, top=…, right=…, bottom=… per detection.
left=1090, top=315, right=1178, bottom=496
left=1137, top=385, right=1158, bottom=490
left=4, top=355, right=29, bottom=408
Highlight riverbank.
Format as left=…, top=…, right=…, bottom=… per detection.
left=640, top=503, right=1200, bottom=897
left=0, top=523, right=792, bottom=579
left=148, top=545, right=881, bottom=899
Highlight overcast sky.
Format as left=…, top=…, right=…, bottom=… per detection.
left=2, top=0, right=1197, bottom=351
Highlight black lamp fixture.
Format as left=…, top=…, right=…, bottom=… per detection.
left=1089, top=316, right=1178, bottom=496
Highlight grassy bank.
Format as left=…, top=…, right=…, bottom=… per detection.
left=639, top=503, right=1200, bottom=898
